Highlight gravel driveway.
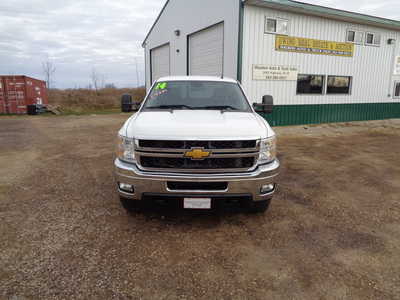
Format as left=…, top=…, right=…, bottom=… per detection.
left=1, top=115, right=400, bottom=299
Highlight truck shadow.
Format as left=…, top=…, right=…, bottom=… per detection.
left=127, top=200, right=257, bottom=227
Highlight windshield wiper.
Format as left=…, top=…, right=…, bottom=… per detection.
left=145, top=105, right=193, bottom=111
left=195, top=105, right=239, bottom=113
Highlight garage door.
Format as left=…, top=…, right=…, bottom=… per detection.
left=151, top=43, right=170, bottom=83
left=188, top=23, right=224, bottom=76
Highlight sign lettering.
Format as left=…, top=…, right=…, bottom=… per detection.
left=394, top=56, right=400, bottom=75
left=275, top=35, right=354, bottom=57
left=253, top=65, right=298, bottom=81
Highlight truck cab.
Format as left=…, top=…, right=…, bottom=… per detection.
left=115, top=76, right=279, bottom=213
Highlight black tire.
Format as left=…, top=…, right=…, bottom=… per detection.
left=248, top=199, right=271, bottom=213
left=120, top=196, right=141, bottom=213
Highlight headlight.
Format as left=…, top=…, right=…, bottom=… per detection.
left=258, top=136, right=276, bottom=164
left=116, top=135, right=136, bottom=163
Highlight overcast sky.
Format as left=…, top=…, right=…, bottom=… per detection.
left=0, top=0, right=399, bottom=89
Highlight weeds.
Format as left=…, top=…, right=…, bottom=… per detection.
left=48, top=87, right=146, bottom=114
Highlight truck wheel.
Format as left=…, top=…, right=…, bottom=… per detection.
left=248, top=199, right=271, bottom=213
left=120, top=196, right=141, bottom=213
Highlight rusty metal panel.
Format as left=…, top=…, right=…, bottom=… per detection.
left=1, top=76, right=27, bottom=114
left=0, top=75, right=48, bottom=114
left=25, top=77, right=48, bottom=106
left=0, top=78, right=6, bottom=114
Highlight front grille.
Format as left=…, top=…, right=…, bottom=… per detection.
left=136, top=139, right=259, bottom=172
left=140, top=157, right=255, bottom=169
left=139, top=140, right=257, bottom=149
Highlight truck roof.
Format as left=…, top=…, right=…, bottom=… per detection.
left=156, top=76, right=237, bottom=84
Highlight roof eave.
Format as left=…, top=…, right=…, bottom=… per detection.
left=142, top=0, right=170, bottom=48
left=244, top=0, right=400, bottom=32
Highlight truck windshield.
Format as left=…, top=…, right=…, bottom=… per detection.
left=142, top=81, right=251, bottom=112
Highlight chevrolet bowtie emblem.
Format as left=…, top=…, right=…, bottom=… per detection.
left=184, top=148, right=211, bottom=160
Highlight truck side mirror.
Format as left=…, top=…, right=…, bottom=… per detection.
left=121, top=94, right=141, bottom=112
left=121, top=94, right=133, bottom=112
left=262, top=95, right=273, bottom=114
left=253, top=95, right=274, bottom=114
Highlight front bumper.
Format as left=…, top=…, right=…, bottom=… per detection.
left=114, top=158, right=280, bottom=202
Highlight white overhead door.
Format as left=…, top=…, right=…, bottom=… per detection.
left=151, top=43, right=170, bottom=83
left=188, top=23, right=224, bottom=76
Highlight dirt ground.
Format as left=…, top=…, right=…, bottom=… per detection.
left=1, top=114, right=400, bottom=300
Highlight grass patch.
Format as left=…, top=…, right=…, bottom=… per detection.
left=1, top=87, right=145, bottom=117
left=49, top=87, right=145, bottom=112
left=59, top=108, right=124, bottom=115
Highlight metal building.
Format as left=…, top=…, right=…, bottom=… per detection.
left=0, top=76, right=48, bottom=114
left=142, top=0, right=400, bottom=125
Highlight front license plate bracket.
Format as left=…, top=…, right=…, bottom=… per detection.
left=183, top=198, right=211, bottom=209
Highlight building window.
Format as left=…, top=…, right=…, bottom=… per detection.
left=266, top=18, right=277, bottom=33
left=394, top=82, right=400, bottom=98
left=327, top=76, right=352, bottom=94
left=365, top=32, right=381, bottom=46
left=265, top=17, right=289, bottom=35
left=346, top=30, right=363, bottom=44
left=297, top=75, right=325, bottom=94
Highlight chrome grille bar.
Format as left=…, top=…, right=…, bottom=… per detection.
left=135, top=139, right=259, bottom=173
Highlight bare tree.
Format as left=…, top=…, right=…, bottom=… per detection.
left=42, top=59, right=56, bottom=89
left=100, top=74, right=106, bottom=90
left=90, top=68, right=106, bottom=94
left=105, top=83, right=116, bottom=89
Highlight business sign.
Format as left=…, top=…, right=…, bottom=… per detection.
left=394, top=56, right=400, bottom=75
left=253, top=65, right=298, bottom=81
left=275, top=35, right=354, bottom=57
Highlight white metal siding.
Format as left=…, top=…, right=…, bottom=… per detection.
left=143, top=0, right=240, bottom=90
left=188, top=23, right=224, bottom=76
left=151, top=43, right=170, bottom=83
left=241, top=5, right=400, bottom=105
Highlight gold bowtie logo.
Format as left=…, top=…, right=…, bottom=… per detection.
left=184, top=148, right=211, bottom=160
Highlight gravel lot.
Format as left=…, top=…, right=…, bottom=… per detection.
left=1, top=114, right=400, bottom=299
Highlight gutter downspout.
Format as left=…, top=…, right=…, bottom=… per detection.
left=237, top=0, right=245, bottom=83
left=387, top=39, right=398, bottom=98
left=143, top=43, right=148, bottom=91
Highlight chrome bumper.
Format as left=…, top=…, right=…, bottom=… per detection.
left=114, top=158, right=280, bottom=202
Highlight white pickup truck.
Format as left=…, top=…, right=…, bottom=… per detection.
left=115, top=76, right=279, bottom=213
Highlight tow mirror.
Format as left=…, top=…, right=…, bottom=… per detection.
left=121, top=94, right=133, bottom=112
left=253, top=95, right=274, bottom=114
left=121, top=94, right=141, bottom=112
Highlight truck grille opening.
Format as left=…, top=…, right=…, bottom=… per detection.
left=167, top=181, right=228, bottom=191
left=136, top=139, right=259, bottom=172
left=140, top=157, right=255, bottom=170
left=138, top=140, right=257, bottom=149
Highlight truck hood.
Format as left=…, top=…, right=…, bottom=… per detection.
left=121, top=110, right=274, bottom=140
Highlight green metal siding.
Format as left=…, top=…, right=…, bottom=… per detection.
left=262, top=103, right=400, bottom=126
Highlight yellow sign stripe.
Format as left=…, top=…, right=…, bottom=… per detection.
left=275, top=35, right=354, bottom=57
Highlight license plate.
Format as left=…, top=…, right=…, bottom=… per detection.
left=184, top=198, right=211, bottom=209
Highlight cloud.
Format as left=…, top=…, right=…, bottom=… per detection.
left=0, top=0, right=164, bottom=88
left=0, top=0, right=398, bottom=88
left=304, top=0, right=400, bottom=19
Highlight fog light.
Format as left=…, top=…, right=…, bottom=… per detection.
left=260, top=183, right=275, bottom=194
left=119, top=183, right=134, bottom=193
